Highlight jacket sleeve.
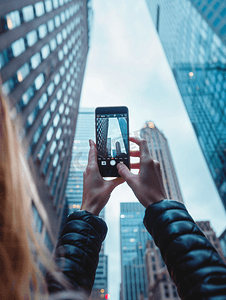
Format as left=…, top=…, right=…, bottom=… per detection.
left=143, top=199, right=226, bottom=300
left=47, top=210, right=107, bottom=295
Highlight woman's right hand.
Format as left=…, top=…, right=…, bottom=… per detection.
left=117, top=137, right=167, bottom=208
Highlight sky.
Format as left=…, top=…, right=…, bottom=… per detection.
left=80, top=0, right=226, bottom=298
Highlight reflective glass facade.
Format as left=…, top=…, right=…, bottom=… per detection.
left=64, top=108, right=108, bottom=300
left=146, top=0, right=226, bottom=211
left=120, top=202, right=149, bottom=300
left=0, top=0, right=92, bottom=242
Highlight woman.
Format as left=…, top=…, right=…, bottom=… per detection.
left=0, top=85, right=124, bottom=299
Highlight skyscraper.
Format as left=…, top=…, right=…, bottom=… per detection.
left=145, top=0, right=226, bottom=210
left=140, top=121, right=184, bottom=203
left=120, top=202, right=149, bottom=300
left=64, top=108, right=108, bottom=300
left=0, top=0, right=92, bottom=244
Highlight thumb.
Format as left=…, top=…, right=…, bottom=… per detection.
left=117, top=163, right=135, bottom=186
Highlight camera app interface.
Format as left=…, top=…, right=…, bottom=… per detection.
left=96, top=113, right=129, bottom=175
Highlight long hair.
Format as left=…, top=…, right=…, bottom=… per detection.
left=0, top=84, right=87, bottom=299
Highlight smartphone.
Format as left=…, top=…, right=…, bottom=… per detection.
left=95, top=106, right=130, bottom=177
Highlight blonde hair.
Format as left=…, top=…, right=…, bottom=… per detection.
left=0, top=84, right=86, bottom=299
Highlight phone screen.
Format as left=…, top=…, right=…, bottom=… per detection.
left=95, top=107, right=130, bottom=177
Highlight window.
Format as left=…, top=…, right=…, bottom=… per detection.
left=35, top=73, right=45, bottom=90
left=220, top=8, right=226, bottom=17
left=38, top=93, right=48, bottom=109
left=47, top=82, right=54, bottom=96
left=47, top=19, right=55, bottom=32
left=22, top=6, right=35, bottom=22
left=47, top=171, right=53, bottom=186
left=41, top=44, right=50, bottom=59
left=60, top=12, right=66, bottom=23
left=207, top=11, right=213, bottom=19
left=50, top=99, right=57, bottom=112
left=33, top=127, right=42, bottom=144
left=21, top=86, right=34, bottom=106
left=63, top=44, right=68, bottom=55
left=50, top=141, right=57, bottom=154
left=56, top=128, right=62, bottom=139
left=53, top=113, right=60, bottom=127
left=31, top=53, right=41, bottom=69
left=6, top=11, right=21, bottom=30
left=46, top=126, right=54, bottom=141
left=54, top=73, right=60, bottom=85
left=53, top=153, right=59, bottom=167
left=57, top=89, right=62, bottom=100
left=220, top=24, right=226, bottom=35
left=17, top=63, right=30, bottom=82
left=65, top=107, right=70, bottom=115
left=202, top=6, right=207, bottom=13
left=59, top=0, right=64, bottom=6
left=38, top=24, right=47, bottom=38
left=56, top=32, right=63, bottom=45
left=59, top=103, right=64, bottom=114
left=35, top=2, right=45, bottom=17
left=42, top=111, right=51, bottom=126
left=54, top=15, right=61, bottom=28
left=53, top=0, right=59, bottom=9
left=45, top=0, right=53, bottom=12
left=50, top=38, right=57, bottom=51
left=58, top=50, right=63, bottom=61
left=214, top=2, right=220, bottom=10
left=213, top=18, right=220, bottom=27
left=62, top=28, right=67, bottom=39
left=38, top=143, right=46, bottom=160
left=26, top=30, right=38, bottom=47
left=60, top=66, right=65, bottom=76
left=11, top=38, right=25, bottom=57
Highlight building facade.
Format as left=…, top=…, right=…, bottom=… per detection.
left=140, top=121, right=184, bottom=203
left=64, top=108, right=108, bottom=300
left=145, top=0, right=226, bottom=211
left=120, top=202, right=149, bottom=300
left=219, top=228, right=226, bottom=259
left=145, top=240, right=180, bottom=300
left=0, top=0, right=92, bottom=245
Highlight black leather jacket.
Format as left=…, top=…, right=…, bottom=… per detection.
left=48, top=200, right=226, bottom=299
left=144, top=200, right=226, bottom=300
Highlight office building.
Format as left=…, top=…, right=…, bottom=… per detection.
left=196, top=221, right=225, bottom=262
left=0, top=0, right=92, bottom=245
left=120, top=202, right=149, bottom=300
left=118, top=116, right=129, bottom=154
left=140, top=121, right=184, bottom=203
left=145, top=0, right=226, bottom=210
left=64, top=108, right=108, bottom=300
left=145, top=240, right=179, bottom=300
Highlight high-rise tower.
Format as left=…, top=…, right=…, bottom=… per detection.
left=0, top=0, right=92, bottom=244
left=145, top=0, right=226, bottom=211
left=64, top=108, right=108, bottom=300
left=120, top=202, right=149, bottom=300
left=140, top=121, right=184, bottom=203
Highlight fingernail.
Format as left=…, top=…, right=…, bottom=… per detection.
left=89, top=139, right=92, bottom=147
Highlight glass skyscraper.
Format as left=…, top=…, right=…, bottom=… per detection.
left=0, top=0, right=92, bottom=245
left=145, top=0, right=226, bottom=211
left=120, top=202, right=149, bottom=300
left=64, top=108, right=108, bottom=300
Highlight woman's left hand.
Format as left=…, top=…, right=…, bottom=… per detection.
left=81, top=139, right=124, bottom=216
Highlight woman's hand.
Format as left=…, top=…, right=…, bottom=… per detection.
left=117, top=137, right=167, bottom=208
left=81, top=139, right=124, bottom=216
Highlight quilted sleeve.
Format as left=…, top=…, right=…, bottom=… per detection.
left=47, top=209, right=107, bottom=295
left=143, top=200, right=226, bottom=300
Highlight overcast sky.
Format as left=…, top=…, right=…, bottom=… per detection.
left=80, top=0, right=226, bottom=298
